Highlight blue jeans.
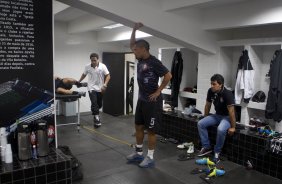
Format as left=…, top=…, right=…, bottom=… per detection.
left=197, top=114, right=231, bottom=153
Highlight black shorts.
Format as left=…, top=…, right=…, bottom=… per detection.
left=55, top=79, right=72, bottom=90
left=135, top=98, right=162, bottom=131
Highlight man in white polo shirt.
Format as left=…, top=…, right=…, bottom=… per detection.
left=79, top=53, right=110, bottom=128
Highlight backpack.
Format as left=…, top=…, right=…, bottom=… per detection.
left=252, top=91, right=266, bottom=103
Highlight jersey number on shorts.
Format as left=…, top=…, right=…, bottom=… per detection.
left=149, top=118, right=155, bottom=128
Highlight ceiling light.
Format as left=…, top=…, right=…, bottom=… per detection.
left=103, top=23, right=124, bottom=29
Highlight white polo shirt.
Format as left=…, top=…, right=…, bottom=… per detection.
left=83, top=63, right=109, bottom=92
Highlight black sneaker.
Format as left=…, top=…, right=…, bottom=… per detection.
left=197, top=147, right=212, bottom=157
left=76, top=82, right=88, bottom=88
left=81, top=82, right=88, bottom=87
left=93, top=116, right=101, bottom=128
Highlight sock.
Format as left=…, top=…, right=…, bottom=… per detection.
left=214, top=152, right=220, bottom=159
left=94, top=115, right=100, bottom=121
left=147, top=149, right=154, bottom=159
left=135, top=144, right=143, bottom=155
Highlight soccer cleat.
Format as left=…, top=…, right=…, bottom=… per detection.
left=190, top=168, right=210, bottom=175
left=207, top=167, right=225, bottom=177
left=196, top=158, right=215, bottom=166
left=139, top=156, right=155, bottom=168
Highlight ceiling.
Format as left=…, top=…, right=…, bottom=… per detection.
left=55, top=7, right=90, bottom=22
left=53, top=0, right=282, bottom=51
left=54, top=0, right=251, bottom=24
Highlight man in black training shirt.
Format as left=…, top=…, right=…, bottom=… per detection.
left=197, top=74, right=236, bottom=163
left=126, top=23, right=172, bottom=168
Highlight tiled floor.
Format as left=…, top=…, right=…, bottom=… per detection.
left=57, top=113, right=281, bottom=184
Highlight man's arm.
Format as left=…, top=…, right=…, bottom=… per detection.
left=227, top=105, right=236, bottom=135
left=78, top=73, right=86, bottom=83
left=204, top=101, right=212, bottom=116
left=130, top=22, right=143, bottom=51
left=149, top=72, right=172, bottom=101
left=104, top=74, right=110, bottom=87
left=101, top=74, right=110, bottom=93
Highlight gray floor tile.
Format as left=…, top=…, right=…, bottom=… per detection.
left=58, top=113, right=281, bottom=184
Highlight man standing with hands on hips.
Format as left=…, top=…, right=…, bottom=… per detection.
left=126, top=22, right=172, bottom=168
left=79, top=53, right=110, bottom=128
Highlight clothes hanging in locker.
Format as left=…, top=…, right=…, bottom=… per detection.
left=266, top=49, right=282, bottom=122
left=170, top=51, right=183, bottom=108
left=234, top=50, right=255, bottom=104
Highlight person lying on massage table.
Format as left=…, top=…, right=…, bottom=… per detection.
left=55, top=76, right=87, bottom=96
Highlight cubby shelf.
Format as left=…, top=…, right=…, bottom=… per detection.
left=161, top=89, right=197, bottom=99
left=162, top=88, right=171, bottom=95
left=179, top=91, right=197, bottom=99
left=247, top=101, right=266, bottom=110
left=235, top=101, right=266, bottom=110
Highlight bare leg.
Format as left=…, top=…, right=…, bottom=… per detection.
left=135, top=124, right=145, bottom=145
left=62, top=78, right=87, bottom=88
left=62, top=78, right=77, bottom=85
left=147, top=130, right=156, bottom=150
left=56, top=87, right=73, bottom=95
left=56, top=87, right=86, bottom=96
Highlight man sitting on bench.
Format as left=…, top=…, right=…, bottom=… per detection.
left=55, top=77, right=87, bottom=96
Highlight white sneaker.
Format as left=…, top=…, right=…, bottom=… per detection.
left=187, top=143, right=194, bottom=154
left=177, top=142, right=192, bottom=149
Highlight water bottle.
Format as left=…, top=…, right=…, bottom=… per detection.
left=18, top=123, right=32, bottom=160
left=36, top=119, right=49, bottom=157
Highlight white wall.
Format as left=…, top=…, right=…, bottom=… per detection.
left=197, top=52, right=220, bottom=113
left=54, top=21, right=126, bottom=113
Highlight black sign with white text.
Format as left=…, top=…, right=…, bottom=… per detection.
left=0, top=0, right=54, bottom=133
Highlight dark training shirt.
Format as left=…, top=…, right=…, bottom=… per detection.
left=137, top=55, right=169, bottom=102
left=206, top=87, right=235, bottom=116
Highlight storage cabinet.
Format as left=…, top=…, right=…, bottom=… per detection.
left=218, top=40, right=282, bottom=128
left=160, top=48, right=198, bottom=110
left=160, top=38, right=282, bottom=131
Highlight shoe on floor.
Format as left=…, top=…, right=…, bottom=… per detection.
left=126, top=152, right=144, bottom=163
left=195, top=157, right=215, bottom=166
left=177, top=142, right=192, bottom=149
left=197, top=147, right=212, bottom=157
left=178, top=153, right=195, bottom=161
left=187, top=143, right=194, bottom=154
left=139, top=156, right=155, bottom=168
